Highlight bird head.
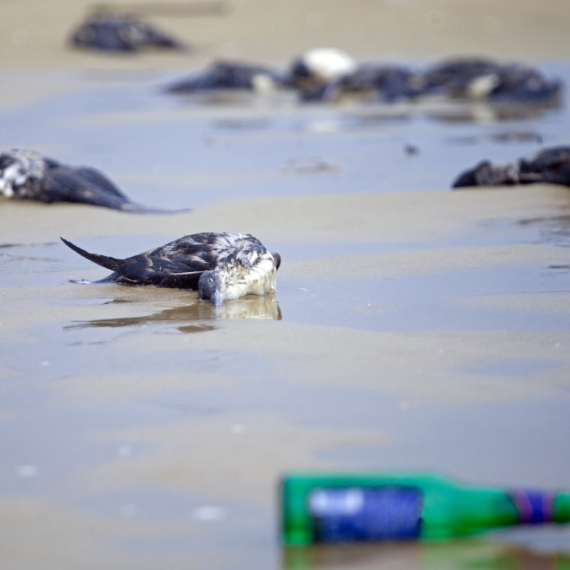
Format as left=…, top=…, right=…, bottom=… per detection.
left=0, top=149, right=45, bottom=198
left=198, top=270, right=226, bottom=306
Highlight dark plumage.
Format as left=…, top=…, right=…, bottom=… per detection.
left=309, top=64, right=423, bottom=103
left=163, top=52, right=562, bottom=108
left=453, top=146, right=570, bottom=188
left=0, top=149, right=182, bottom=213
left=490, top=64, right=562, bottom=104
left=165, top=60, right=284, bottom=93
left=423, top=57, right=562, bottom=105
left=62, top=233, right=281, bottom=305
left=423, top=58, right=499, bottom=94
left=70, top=11, right=186, bottom=52
left=452, top=160, right=520, bottom=188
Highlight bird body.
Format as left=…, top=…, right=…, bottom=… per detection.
left=166, top=60, right=283, bottom=94
left=453, top=146, right=570, bottom=188
left=62, top=233, right=281, bottom=305
left=318, top=64, right=422, bottom=103
left=0, top=149, right=181, bottom=213
left=71, top=12, right=185, bottom=52
left=423, top=57, right=562, bottom=104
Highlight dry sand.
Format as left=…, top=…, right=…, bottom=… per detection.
left=1, top=0, right=570, bottom=73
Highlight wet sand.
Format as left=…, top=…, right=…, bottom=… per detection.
left=2, top=1, right=570, bottom=569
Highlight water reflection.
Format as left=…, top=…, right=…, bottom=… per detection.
left=283, top=540, right=570, bottom=570
left=426, top=101, right=548, bottom=123
left=0, top=252, right=56, bottom=263
left=519, top=215, right=570, bottom=247
left=297, top=100, right=550, bottom=134
left=173, top=91, right=556, bottom=130
left=446, top=130, right=544, bottom=146
left=283, top=542, right=420, bottom=570
left=0, top=241, right=59, bottom=265
left=0, top=241, right=59, bottom=248
left=65, top=293, right=281, bottom=333
left=170, top=89, right=295, bottom=107
left=212, top=117, right=272, bottom=131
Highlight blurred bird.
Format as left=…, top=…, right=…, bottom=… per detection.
left=315, top=64, right=423, bottom=103
left=0, top=149, right=182, bottom=213
left=70, top=11, right=186, bottom=52
left=165, top=60, right=283, bottom=94
left=423, top=57, right=562, bottom=105
left=453, top=146, right=570, bottom=188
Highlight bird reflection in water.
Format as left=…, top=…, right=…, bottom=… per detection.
left=426, top=101, right=547, bottom=123
left=65, top=293, right=281, bottom=334
left=518, top=215, right=570, bottom=249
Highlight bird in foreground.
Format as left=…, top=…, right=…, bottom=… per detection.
left=61, top=233, right=281, bottom=306
left=453, top=146, right=570, bottom=189
left=0, top=149, right=182, bottom=213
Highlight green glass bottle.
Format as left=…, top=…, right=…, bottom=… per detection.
left=281, top=471, right=570, bottom=545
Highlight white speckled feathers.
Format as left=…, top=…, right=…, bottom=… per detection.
left=0, top=149, right=46, bottom=198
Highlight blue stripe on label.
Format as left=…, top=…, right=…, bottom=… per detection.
left=511, top=489, right=553, bottom=524
left=309, top=487, right=422, bottom=543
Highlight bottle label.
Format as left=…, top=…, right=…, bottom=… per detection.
left=308, top=487, right=422, bottom=543
left=510, top=489, right=553, bottom=524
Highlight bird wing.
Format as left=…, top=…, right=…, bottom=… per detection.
left=62, top=236, right=215, bottom=290
left=116, top=233, right=268, bottom=287
left=45, top=166, right=130, bottom=209
left=73, top=167, right=127, bottom=198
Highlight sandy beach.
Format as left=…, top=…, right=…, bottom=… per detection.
left=2, top=0, right=570, bottom=72
left=1, top=1, right=570, bottom=569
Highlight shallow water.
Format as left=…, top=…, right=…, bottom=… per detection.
left=1, top=66, right=570, bottom=569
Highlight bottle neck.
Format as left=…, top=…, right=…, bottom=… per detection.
left=509, top=489, right=570, bottom=524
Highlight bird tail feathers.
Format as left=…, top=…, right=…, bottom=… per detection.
left=61, top=237, right=124, bottom=273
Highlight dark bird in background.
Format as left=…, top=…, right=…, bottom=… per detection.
left=70, top=11, right=186, bottom=52
left=453, top=146, right=570, bottom=188
left=0, top=149, right=185, bottom=213
left=164, top=51, right=562, bottom=108
left=165, top=60, right=284, bottom=94
left=61, top=232, right=281, bottom=306
left=310, top=64, right=423, bottom=103
left=423, top=57, right=562, bottom=105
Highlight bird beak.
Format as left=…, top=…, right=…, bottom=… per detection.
left=212, top=289, right=224, bottom=307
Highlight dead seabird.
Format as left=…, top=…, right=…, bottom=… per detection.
left=61, top=232, right=281, bottom=305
